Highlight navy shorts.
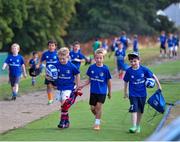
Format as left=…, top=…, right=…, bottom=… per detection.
left=9, top=76, right=20, bottom=87
left=129, top=96, right=146, bottom=113
left=44, top=78, right=56, bottom=86
left=89, top=93, right=106, bottom=106
left=160, top=44, right=166, bottom=50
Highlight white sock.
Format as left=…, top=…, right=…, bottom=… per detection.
left=95, top=119, right=100, bottom=125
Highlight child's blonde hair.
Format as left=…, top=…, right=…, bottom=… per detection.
left=95, top=48, right=106, bottom=56
left=58, top=47, right=70, bottom=57
left=11, top=43, right=20, bottom=50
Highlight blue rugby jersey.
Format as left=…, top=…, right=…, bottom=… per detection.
left=55, top=61, right=80, bottom=91
left=41, top=50, right=58, bottom=66
left=173, top=36, right=179, bottom=46
left=124, top=65, right=153, bottom=97
left=86, top=64, right=112, bottom=95
left=115, top=49, right=125, bottom=62
left=133, top=39, right=138, bottom=52
left=29, top=58, right=39, bottom=69
left=70, top=50, right=85, bottom=70
left=167, top=38, right=174, bottom=48
left=119, top=35, right=128, bottom=50
left=159, top=35, right=167, bottom=46
left=5, top=54, right=24, bottom=77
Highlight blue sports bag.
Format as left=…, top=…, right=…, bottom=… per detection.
left=147, top=89, right=166, bottom=113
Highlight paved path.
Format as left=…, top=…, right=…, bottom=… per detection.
left=0, top=77, right=123, bottom=133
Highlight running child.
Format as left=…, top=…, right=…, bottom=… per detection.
left=29, top=51, right=43, bottom=86
left=2, top=43, right=27, bottom=100
left=70, top=41, right=86, bottom=70
left=133, top=34, right=139, bottom=53
left=37, top=40, right=59, bottom=104
left=114, top=41, right=127, bottom=79
left=159, top=31, right=167, bottom=57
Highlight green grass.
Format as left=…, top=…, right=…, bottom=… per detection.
left=0, top=54, right=180, bottom=141
left=0, top=81, right=179, bottom=141
left=0, top=91, right=162, bottom=141
left=151, top=60, right=180, bottom=76
left=0, top=74, right=45, bottom=100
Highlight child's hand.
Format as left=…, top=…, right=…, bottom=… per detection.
left=23, top=73, right=27, bottom=78
left=108, top=92, right=112, bottom=99
left=124, top=93, right=128, bottom=99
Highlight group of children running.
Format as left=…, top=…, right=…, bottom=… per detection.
left=2, top=31, right=168, bottom=133
left=159, top=30, right=179, bottom=58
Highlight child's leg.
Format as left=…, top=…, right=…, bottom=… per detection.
left=58, top=90, right=72, bottom=128
left=47, top=83, right=53, bottom=104
left=94, top=102, right=102, bottom=129
left=137, top=112, right=142, bottom=126
left=32, top=77, right=36, bottom=86
left=131, top=112, right=137, bottom=127
left=90, top=106, right=96, bottom=115
left=95, top=102, right=102, bottom=119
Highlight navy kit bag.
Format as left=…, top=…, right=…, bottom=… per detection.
left=147, top=89, right=166, bottom=113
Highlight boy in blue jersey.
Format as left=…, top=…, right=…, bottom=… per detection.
left=167, top=33, right=174, bottom=58
left=114, top=41, right=126, bottom=79
left=133, top=34, right=139, bottom=53
left=29, top=51, right=43, bottom=86
left=172, top=33, right=179, bottom=57
left=80, top=48, right=112, bottom=130
left=70, top=41, right=86, bottom=70
left=123, top=52, right=162, bottom=133
left=37, top=40, right=59, bottom=104
left=2, top=43, right=27, bottom=100
left=119, top=31, right=129, bottom=51
left=54, top=47, right=80, bottom=128
left=159, top=31, right=167, bottom=57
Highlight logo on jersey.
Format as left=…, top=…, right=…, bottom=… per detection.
left=91, top=70, right=94, bottom=74
left=141, top=74, right=144, bottom=77
left=100, top=72, right=104, bottom=77
left=131, top=75, right=134, bottom=78
left=66, top=70, right=70, bottom=74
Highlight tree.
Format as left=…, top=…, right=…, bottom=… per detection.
left=0, top=0, right=77, bottom=54
left=64, top=0, right=177, bottom=43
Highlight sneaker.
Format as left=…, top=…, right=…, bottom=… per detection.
left=93, top=125, right=100, bottom=130
left=48, top=100, right=53, bottom=105
left=11, top=96, right=16, bottom=101
left=57, top=120, right=69, bottom=128
left=136, top=126, right=141, bottom=133
left=64, top=120, right=70, bottom=128
left=129, top=127, right=137, bottom=133
left=57, top=120, right=65, bottom=128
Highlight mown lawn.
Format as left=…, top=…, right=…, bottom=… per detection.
left=0, top=49, right=180, bottom=140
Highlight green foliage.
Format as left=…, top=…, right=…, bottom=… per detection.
left=65, top=0, right=177, bottom=43
left=0, top=0, right=77, bottom=53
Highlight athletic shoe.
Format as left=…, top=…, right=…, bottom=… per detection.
left=57, top=120, right=65, bottom=128
left=93, top=125, right=100, bottom=130
left=48, top=100, right=53, bottom=105
left=57, top=120, right=69, bottom=128
left=129, top=127, right=137, bottom=133
left=136, top=126, right=141, bottom=133
left=64, top=120, right=70, bottom=128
